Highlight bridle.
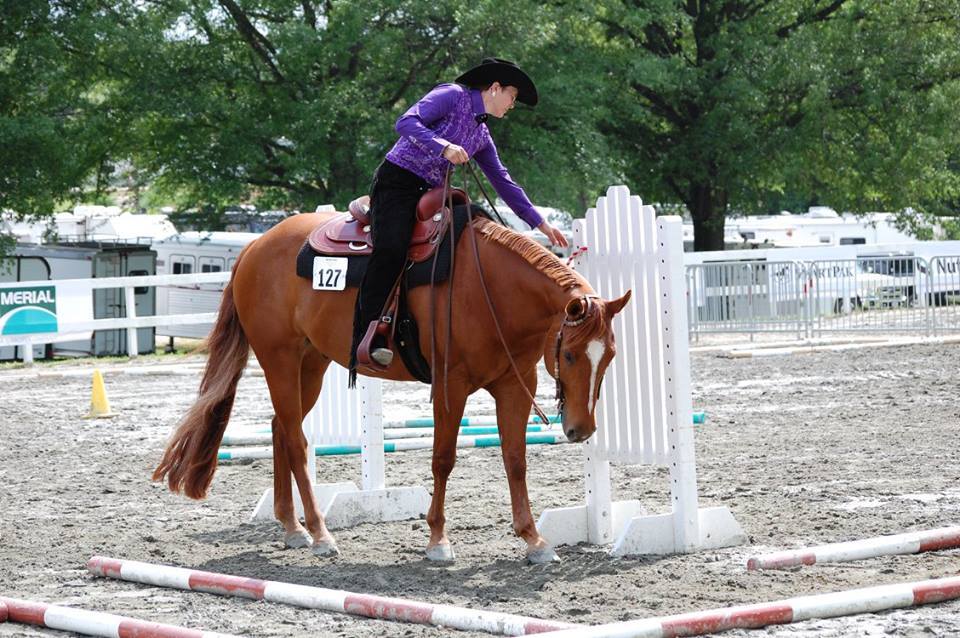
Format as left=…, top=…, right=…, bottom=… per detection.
left=553, top=295, right=600, bottom=414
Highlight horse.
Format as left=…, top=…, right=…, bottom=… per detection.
left=152, top=209, right=631, bottom=563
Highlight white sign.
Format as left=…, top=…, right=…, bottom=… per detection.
left=312, top=256, right=348, bottom=291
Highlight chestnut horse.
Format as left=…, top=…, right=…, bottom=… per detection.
left=153, top=211, right=630, bottom=563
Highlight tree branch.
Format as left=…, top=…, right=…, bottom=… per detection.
left=632, top=82, right=688, bottom=127
left=301, top=1, right=317, bottom=30
left=217, top=0, right=285, bottom=84
left=381, top=41, right=448, bottom=109
left=776, top=0, right=849, bottom=38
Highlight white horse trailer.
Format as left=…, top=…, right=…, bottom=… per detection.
left=0, top=243, right=157, bottom=361
left=153, top=232, right=261, bottom=342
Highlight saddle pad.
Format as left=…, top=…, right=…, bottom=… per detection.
left=296, top=204, right=481, bottom=289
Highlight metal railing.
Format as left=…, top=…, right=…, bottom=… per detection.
left=688, top=255, right=960, bottom=339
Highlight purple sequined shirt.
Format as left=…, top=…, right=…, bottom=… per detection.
left=385, top=83, right=543, bottom=229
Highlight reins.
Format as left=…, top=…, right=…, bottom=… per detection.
left=460, top=163, right=552, bottom=425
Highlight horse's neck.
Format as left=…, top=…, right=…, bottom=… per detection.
left=481, top=238, right=593, bottom=324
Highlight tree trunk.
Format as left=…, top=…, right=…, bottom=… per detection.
left=689, top=182, right=728, bottom=252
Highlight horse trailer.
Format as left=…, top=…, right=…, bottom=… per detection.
left=0, top=242, right=157, bottom=361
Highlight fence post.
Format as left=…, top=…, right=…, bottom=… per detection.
left=360, top=377, right=385, bottom=492
left=124, top=285, right=139, bottom=357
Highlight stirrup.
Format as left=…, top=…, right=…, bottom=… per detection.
left=370, top=348, right=394, bottom=367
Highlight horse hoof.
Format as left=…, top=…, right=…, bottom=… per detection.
left=426, top=543, right=455, bottom=562
left=284, top=530, right=313, bottom=549
left=311, top=539, right=340, bottom=557
left=527, top=546, right=560, bottom=564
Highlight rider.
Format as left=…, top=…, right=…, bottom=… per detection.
left=350, top=57, right=569, bottom=372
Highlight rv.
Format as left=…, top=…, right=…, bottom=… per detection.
left=2, top=205, right=177, bottom=245
left=725, top=208, right=929, bottom=249
left=152, top=232, right=261, bottom=341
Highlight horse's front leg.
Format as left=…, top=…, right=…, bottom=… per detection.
left=425, top=380, right=468, bottom=562
left=488, top=371, right=559, bottom=564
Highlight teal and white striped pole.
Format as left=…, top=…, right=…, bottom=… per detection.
left=228, top=412, right=705, bottom=447
left=219, top=431, right=569, bottom=461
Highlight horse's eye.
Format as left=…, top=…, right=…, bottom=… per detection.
left=563, top=351, right=575, bottom=364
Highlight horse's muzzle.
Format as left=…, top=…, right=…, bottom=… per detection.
left=564, top=425, right=594, bottom=443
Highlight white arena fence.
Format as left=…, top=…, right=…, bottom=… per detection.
left=688, top=253, right=960, bottom=339
left=0, top=272, right=231, bottom=363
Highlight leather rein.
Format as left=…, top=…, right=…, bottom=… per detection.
left=455, top=162, right=599, bottom=424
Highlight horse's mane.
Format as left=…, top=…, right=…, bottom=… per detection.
left=472, top=217, right=582, bottom=291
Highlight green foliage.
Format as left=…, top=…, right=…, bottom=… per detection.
left=567, top=0, right=960, bottom=248
left=2, top=0, right=960, bottom=249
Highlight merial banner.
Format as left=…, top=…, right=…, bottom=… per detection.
left=0, top=285, right=59, bottom=335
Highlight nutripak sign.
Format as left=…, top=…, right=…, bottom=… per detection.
left=0, top=285, right=58, bottom=335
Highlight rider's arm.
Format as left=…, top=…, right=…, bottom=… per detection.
left=473, top=137, right=544, bottom=230
left=394, top=83, right=460, bottom=156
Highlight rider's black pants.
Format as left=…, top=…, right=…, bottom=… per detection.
left=349, top=160, right=430, bottom=378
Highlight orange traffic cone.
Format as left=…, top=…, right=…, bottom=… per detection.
left=85, top=369, right=117, bottom=418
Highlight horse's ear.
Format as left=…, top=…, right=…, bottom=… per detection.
left=606, top=290, right=632, bottom=316
left=565, top=297, right=587, bottom=320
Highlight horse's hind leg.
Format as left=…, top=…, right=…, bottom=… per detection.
left=488, top=370, right=558, bottom=564
left=261, top=345, right=337, bottom=555
left=293, top=347, right=338, bottom=555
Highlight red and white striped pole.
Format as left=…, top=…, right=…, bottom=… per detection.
left=533, top=575, right=960, bottom=638
left=88, top=556, right=576, bottom=636
left=746, top=526, right=960, bottom=571
left=0, top=596, right=237, bottom=638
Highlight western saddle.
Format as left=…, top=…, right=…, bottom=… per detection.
left=308, top=187, right=469, bottom=263
left=307, top=186, right=470, bottom=372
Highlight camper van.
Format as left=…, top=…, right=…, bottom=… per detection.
left=2, top=205, right=177, bottom=245
left=153, top=232, right=261, bottom=341
left=0, top=243, right=157, bottom=361
left=725, top=208, right=928, bottom=249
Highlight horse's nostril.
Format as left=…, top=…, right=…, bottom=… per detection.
left=565, top=428, right=576, bottom=440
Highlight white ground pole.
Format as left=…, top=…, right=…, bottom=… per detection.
left=251, top=364, right=430, bottom=529
left=0, top=595, right=238, bottom=638
left=87, top=556, right=577, bottom=636
left=746, top=525, right=960, bottom=570
left=529, top=574, right=960, bottom=638
left=537, top=185, right=745, bottom=556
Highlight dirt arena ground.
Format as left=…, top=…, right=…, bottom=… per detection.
left=1, top=338, right=958, bottom=637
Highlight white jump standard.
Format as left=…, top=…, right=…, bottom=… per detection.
left=537, top=186, right=744, bottom=556
left=746, top=525, right=960, bottom=570
left=88, top=556, right=578, bottom=636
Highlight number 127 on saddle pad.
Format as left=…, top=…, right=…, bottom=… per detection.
left=312, top=256, right=348, bottom=291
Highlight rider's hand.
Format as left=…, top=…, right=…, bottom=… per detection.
left=538, top=222, right=569, bottom=248
left=442, top=144, right=469, bottom=165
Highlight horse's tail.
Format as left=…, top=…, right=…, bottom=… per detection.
left=152, top=249, right=251, bottom=499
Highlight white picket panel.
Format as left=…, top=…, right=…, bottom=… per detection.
left=538, top=185, right=745, bottom=556
left=250, top=358, right=429, bottom=529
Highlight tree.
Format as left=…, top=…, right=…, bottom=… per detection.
left=0, top=0, right=133, bottom=216
left=2, top=0, right=618, bottom=220
left=575, top=0, right=960, bottom=250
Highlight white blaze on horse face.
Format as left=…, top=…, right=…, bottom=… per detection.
left=586, top=339, right=605, bottom=415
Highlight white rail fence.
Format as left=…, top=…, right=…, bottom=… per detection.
left=688, top=254, right=960, bottom=339
left=0, top=272, right=231, bottom=362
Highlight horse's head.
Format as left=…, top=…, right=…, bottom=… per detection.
left=546, top=290, right=632, bottom=442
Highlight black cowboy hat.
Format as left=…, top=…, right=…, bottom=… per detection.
left=455, top=58, right=539, bottom=107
